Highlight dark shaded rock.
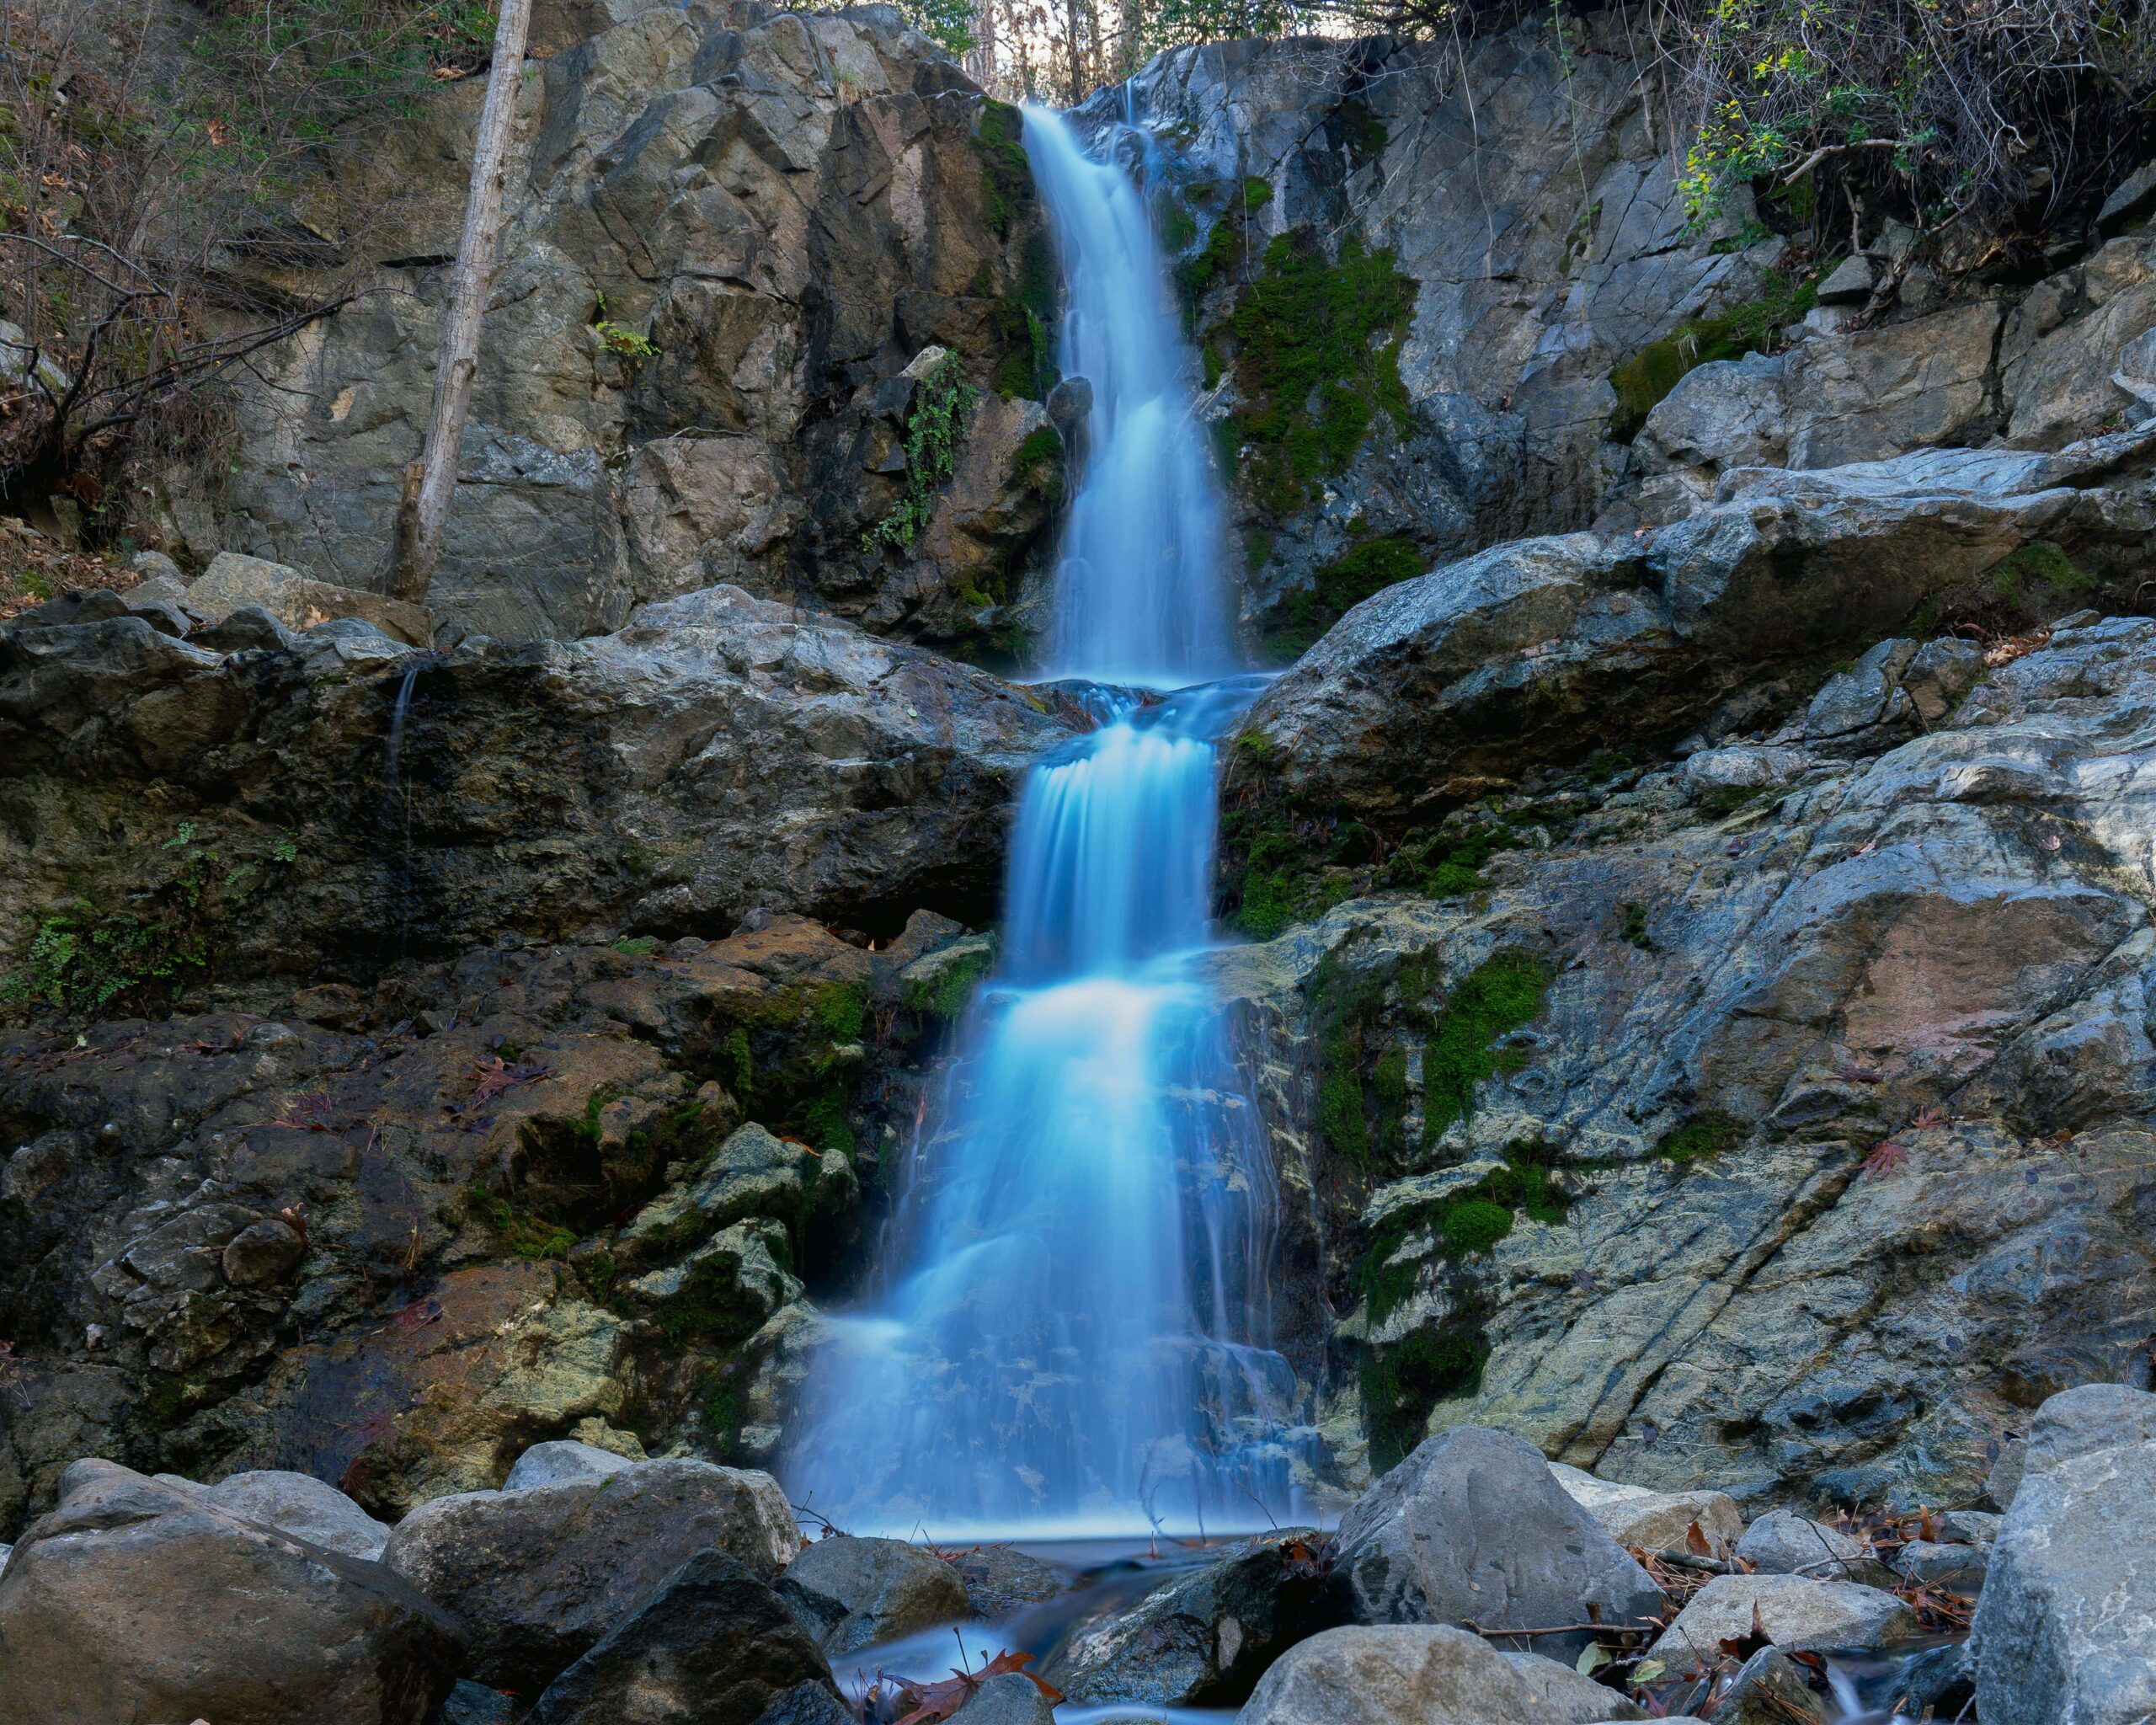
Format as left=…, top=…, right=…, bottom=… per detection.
left=434, top=1679, right=515, bottom=1725
left=1330, top=1428, right=1662, bottom=1661
left=1893, top=1642, right=1976, bottom=1718
left=1716, top=1648, right=1829, bottom=1725
left=382, top=1459, right=801, bottom=1694
left=1895, top=1539, right=1988, bottom=1594
left=1044, top=1528, right=1344, bottom=1706
left=526, top=1551, right=847, bottom=1725
left=0, top=1459, right=462, bottom=1725
left=776, top=1533, right=969, bottom=1655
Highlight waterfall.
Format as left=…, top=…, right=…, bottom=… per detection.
left=785, top=106, right=1304, bottom=1538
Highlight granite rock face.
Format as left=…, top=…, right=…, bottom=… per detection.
left=159, top=3, right=1061, bottom=652
left=1207, top=614, right=2156, bottom=1506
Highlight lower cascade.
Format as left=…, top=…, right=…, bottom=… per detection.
left=785, top=108, right=1307, bottom=1535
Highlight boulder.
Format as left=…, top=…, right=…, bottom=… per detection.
left=1499, top=1650, right=1646, bottom=1721
left=194, top=1467, right=391, bottom=1560
left=436, top=1680, right=515, bottom=1725
left=1547, top=1463, right=1743, bottom=1555
left=1716, top=1648, right=1829, bottom=1725
left=616, top=1125, right=816, bottom=1266
left=1894, top=1538, right=1988, bottom=1594
left=382, top=1458, right=801, bottom=1693
left=1894, top=1642, right=1977, bottom=1719
left=1646, top=1574, right=1918, bottom=1676
left=1801, top=638, right=1918, bottom=739
left=2021, top=1382, right=2156, bottom=1481
left=618, top=1217, right=803, bottom=1347
left=1237, top=1623, right=1579, bottom=1725
left=1970, top=1422, right=2156, bottom=1725
left=775, top=1534, right=969, bottom=1656
left=1044, top=1528, right=1342, bottom=1706
left=1330, top=1428, right=1663, bottom=1660
left=502, top=1439, right=636, bottom=1492
left=526, top=1551, right=848, bottom=1725
left=1732, top=1509, right=1892, bottom=1584
left=185, top=551, right=433, bottom=645
left=0, top=1460, right=462, bottom=1725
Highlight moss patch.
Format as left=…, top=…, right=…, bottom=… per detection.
left=1261, top=533, right=1424, bottom=661
left=1657, top=1110, right=1745, bottom=1167
left=1225, top=232, right=1416, bottom=515
left=975, top=99, right=1033, bottom=238
left=1988, top=540, right=2095, bottom=607
left=1422, top=953, right=1552, bottom=1143
left=1607, top=267, right=1817, bottom=441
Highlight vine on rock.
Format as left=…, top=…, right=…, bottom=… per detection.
left=862, top=353, right=979, bottom=555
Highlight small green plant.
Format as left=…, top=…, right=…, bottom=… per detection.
left=1987, top=541, right=2095, bottom=608
left=590, top=295, right=659, bottom=362
left=1008, top=425, right=1065, bottom=503
left=1657, top=1110, right=1746, bottom=1167
left=862, top=353, right=978, bottom=555
left=1617, top=900, right=1652, bottom=949
left=1422, top=953, right=1551, bottom=1143
left=612, top=934, right=659, bottom=957
left=469, top=1179, right=576, bottom=1261
left=1607, top=268, right=1818, bottom=441
left=1261, top=534, right=1424, bottom=660
left=1438, top=1197, right=1514, bottom=1254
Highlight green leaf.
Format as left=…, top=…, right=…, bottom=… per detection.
left=1632, top=1657, right=1666, bottom=1684
left=1576, top=1643, right=1611, bottom=1676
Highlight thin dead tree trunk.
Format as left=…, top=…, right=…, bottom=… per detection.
left=385, top=0, right=533, bottom=605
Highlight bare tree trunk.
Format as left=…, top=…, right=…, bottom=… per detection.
left=385, top=0, right=533, bottom=605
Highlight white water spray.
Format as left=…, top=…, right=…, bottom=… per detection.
left=786, top=106, right=1304, bottom=1536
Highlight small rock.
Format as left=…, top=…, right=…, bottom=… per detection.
left=1894, top=1641, right=1976, bottom=1718
left=1802, top=638, right=1918, bottom=739
left=197, top=1468, right=390, bottom=1561
left=947, top=1543, right=1070, bottom=1617
left=953, top=1671, right=1056, bottom=1725
left=1547, top=1463, right=1743, bottom=1555
left=434, top=1679, right=515, bottom=1725
left=1940, top=1509, right=2000, bottom=1544
left=1817, top=254, right=1877, bottom=304
left=382, top=1457, right=801, bottom=1694
left=615, top=1124, right=818, bottom=1268
left=1331, top=1428, right=1663, bottom=1662
left=1238, top=1623, right=1574, bottom=1725
left=1646, top=1573, right=1918, bottom=1676
left=526, top=1551, right=847, bottom=1725
left=1894, top=1537, right=1988, bottom=1594
left=1900, top=638, right=1988, bottom=724
left=502, top=1439, right=636, bottom=1492
left=1499, top=1650, right=1646, bottom=1721
left=1716, top=1647, right=1829, bottom=1725
left=567, top=1417, right=648, bottom=1461
left=776, top=1534, right=969, bottom=1656
left=1680, top=745, right=1809, bottom=803
left=1733, top=1508, right=1892, bottom=1584
left=221, top=1217, right=307, bottom=1287
left=2097, top=160, right=2156, bottom=235
left=130, top=549, right=187, bottom=584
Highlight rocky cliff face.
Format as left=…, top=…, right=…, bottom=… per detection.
left=149, top=2, right=1064, bottom=656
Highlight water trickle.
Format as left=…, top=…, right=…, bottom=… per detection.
left=384, top=661, right=422, bottom=959
left=787, top=109, right=1306, bottom=1537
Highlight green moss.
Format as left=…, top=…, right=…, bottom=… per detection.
left=1607, top=268, right=1818, bottom=441
left=811, top=982, right=866, bottom=1044
left=1988, top=540, right=2095, bottom=606
left=1617, top=900, right=1652, bottom=949
left=801, top=1082, right=856, bottom=1156
left=469, top=1178, right=576, bottom=1261
left=1226, top=232, right=1416, bottom=515
left=905, top=943, right=995, bottom=1023
left=1372, top=815, right=1520, bottom=901
left=1008, top=425, right=1065, bottom=502
left=1438, top=1196, right=1513, bottom=1253
left=1261, top=534, right=1425, bottom=660
left=1657, top=1110, right=1745, bottom=1167
left=1361, top=1322, right=1488, bottom=1473
left=611, top=934, right=659, bottom=957
left=975, top=99, right=1032, bottom=238
left=723, top=1027, right=754, bottom=1099
left=1338, top=96, right=1387, bottom=163
left=1422, top=953, right=1551, bottom=1143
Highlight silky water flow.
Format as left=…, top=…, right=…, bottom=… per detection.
left=787, top=107, right=1311, bottom=1538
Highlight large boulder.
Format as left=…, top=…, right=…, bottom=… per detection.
left=1236, top=1622, right=1596, bottom=1725
left=775, top=1534, right=969, bottom=1656
left=1646, top=1574, right=1918, bottom=1677
left=1330, top=1428, right=1663, bottom=1660
left=1548, top=1464, right=1742, bottom=1556
left=1043, top=1528, right=1342, bottom=1706
left=1232, top=431, right=2156, bottom=824
left=1970, top=1395, right=2156, bottom=1725
left=0, top=1460, right=462, bottom=1725
left=382, top=1458, right=800, bottom=1694
left=526, top=1551, right=848, bottom=1725
left=189, top=1467, right=392, bottom=1560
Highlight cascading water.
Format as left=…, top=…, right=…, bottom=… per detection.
left=786, top=106, right=1307, bottom=1536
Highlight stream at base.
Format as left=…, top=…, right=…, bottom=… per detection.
left=784, top=106, right=1312, bottom=1536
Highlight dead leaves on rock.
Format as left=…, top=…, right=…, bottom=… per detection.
left=863, top=1643, right=1062, bottom=1725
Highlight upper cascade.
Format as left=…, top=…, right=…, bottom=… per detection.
left=1022, top=106, right=1236, bottom=690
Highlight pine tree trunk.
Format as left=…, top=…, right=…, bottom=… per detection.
left=384, top=0, right=534, bottom=605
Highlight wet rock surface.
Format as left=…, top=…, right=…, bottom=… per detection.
left=775, top=1532, right=969, bottom=1656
